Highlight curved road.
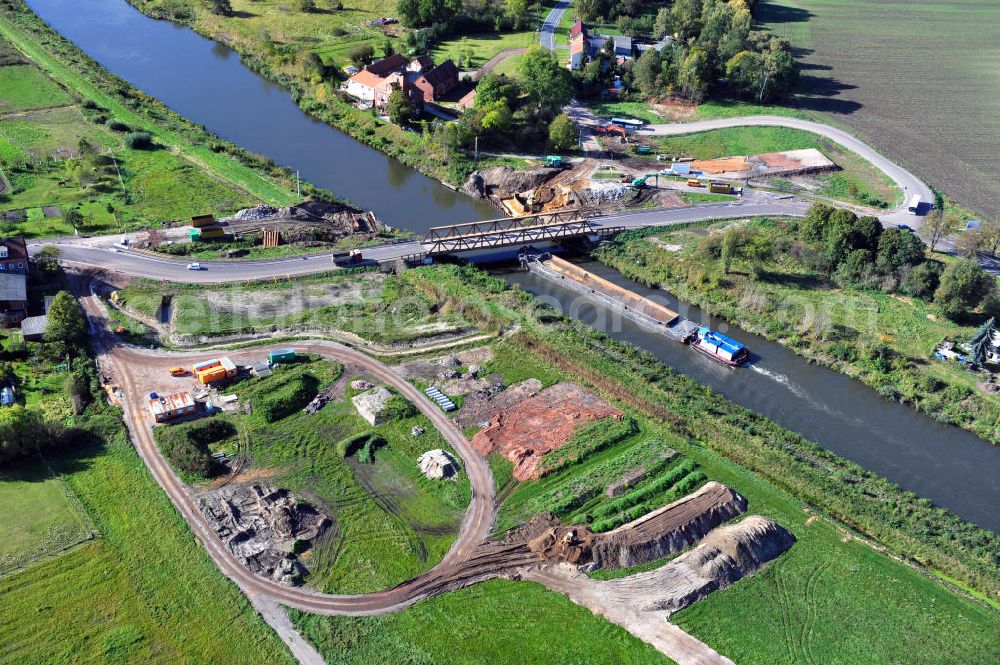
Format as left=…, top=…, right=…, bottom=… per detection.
left=83, top=289, right=497, bottom=615
left=540, top=0, right=571, bottom=51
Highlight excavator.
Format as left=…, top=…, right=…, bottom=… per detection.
left=629, top=173, right=661, bottom=189
left=595, top=124, right=628, bottom=143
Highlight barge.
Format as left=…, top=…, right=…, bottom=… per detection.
left=522, top=250, right=749, bottom=364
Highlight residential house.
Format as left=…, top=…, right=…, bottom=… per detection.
left=412, top=60, right=459, bottom=103
left=569, top=33, right=587, bottom=70
left=570, top=19, right=585, bottom=41
left=407, top=54, right=434, bottom=74
left=20, top=314, right=47, bottom=342
left=344, top=69, right=382, bottom=104
left=363, top=53, right=408, bottom=77
left=0, top=237, right=28, bottom=324
left=612, top=35, right=634, bottom=58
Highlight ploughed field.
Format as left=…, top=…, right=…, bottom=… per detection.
left=759, top=0, right=1000, bottom=217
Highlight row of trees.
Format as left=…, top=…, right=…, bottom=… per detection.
left=797, top=204, right=998, bottom=321
left=575, top=0, right=796, bottom=103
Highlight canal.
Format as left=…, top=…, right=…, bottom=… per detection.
left=25, top=0, right=1000, bottom=532
left=25, top=0, right=497, bottom=232
left=503, top=260, right=1000, bottom=532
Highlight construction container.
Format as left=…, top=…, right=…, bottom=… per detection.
left=269, top=348, right=296, bottom=364
left=188, top=228, right=200, bottom=242
left=191, top=214, right=216, bottom=228
left=192, top=359, right=221, bottom=372
left=196, top=225, right=227, bottom=240
left=708, top=181, right=733, bottom=194
left=197, top=366, right=228, bottom=385
left=219, top=356, right=237, bottom=377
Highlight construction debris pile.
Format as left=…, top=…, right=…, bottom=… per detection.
left=455, top=378, right=541, bottom=428
left=199, top=483, right=329, bottom=586
left=219, top=200, right=386, bottom=246
left=417, top=449, right=460, bottom=480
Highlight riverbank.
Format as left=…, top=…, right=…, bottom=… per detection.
left=124, top=0, right=520, bottom=188
left=0, top=2, right=325, bottom=218
left=594, top=219, right=1000, bottom=446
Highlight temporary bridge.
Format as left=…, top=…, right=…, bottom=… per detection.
left=420, top=209, right=622, bottom=256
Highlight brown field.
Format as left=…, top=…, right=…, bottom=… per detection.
left=760, top=0, right=1000, bottom=217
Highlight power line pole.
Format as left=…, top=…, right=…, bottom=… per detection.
left=474, top=135, right=479, bottom=161
left=296, top=170, right=301, bottom=198
left=108, top=149, right=126, bottom=198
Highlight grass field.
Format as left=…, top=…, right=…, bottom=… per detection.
left=155, top=359, right=472, bottom=594
left=759, top=0, right=1000, bottom=218
left=0, top=345, right=293, bottom=663
left=0, top=460, right=93, bottom=575
left=652, top=126, right=899, bottom=207
left=292, top=578, right=676, bottom=664
left=432, top=31, right=537, bottom=72
left=0, top=62, right=68, bottom=111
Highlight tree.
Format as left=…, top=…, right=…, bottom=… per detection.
left=799, top=203, right=834, bottom=242
left=210, top=0, right=232, bottom=16
left=0, top=405, right=48, bottom=463
left=33, top=245, right=61, bottom=273
left=934, top=259, right=994, bottom=320
left=653, top=7, right=671, bottom=39
left=670, top=0, right=703, bottom=40
left=633, top=49, right=664, bottom=98
left=479, top=100, right=513, bottom=135
left=46, top=291, right=88, bottom=350
left=298, top=0, right=316, bottom=11
left=387, top=89, right=413, bottom=126
left=900, top=261, right=941, bottom=298
left=474, top=73, right=519, bottom=108
left=63, top=207, right=83, bottom=229
left=875, top=227, right=925, bottom=274
left=548, top=114, right=577, bottom=151
left=348, top=44, right=375, bottom=66
left=676, top=47, right=711, bottom=101
left=519, top=47, right=573, bottom=115
left=919, top=209, right=960, bottom=252
left=967, top=317, right=995, bottom=367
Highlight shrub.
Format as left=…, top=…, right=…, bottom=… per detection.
left=258, top=374, right=319, bottom=422
left=106, top=119, right=130, bottom=131
left=380, top=394, right=417, bottom=422
left=124, top=131, right=154, bottom=149
left=335, top=431, right=386, bottom=459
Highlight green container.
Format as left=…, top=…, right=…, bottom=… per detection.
left=268, top=348, right=296, bottom=363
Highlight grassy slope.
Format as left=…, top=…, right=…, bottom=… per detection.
left=0, top=62, right=68, bottom=110
left=594, top=221, right=1000, bottom=444
left=432, top=31, right=537, bottom=71
left=0, top=5, right=297, bottom=208
left=0, top=354, right=292, bottom=665
left=758, top=0, right=1000, bottom=218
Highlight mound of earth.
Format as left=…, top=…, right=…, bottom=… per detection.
left=462, top=166, right=557, bottom=200
left=499, top=482, right=747, bottom=570
left=455, top=378, right=541, bottom=429
left=471, top=382, right=622, bottom=480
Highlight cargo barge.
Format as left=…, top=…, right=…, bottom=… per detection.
left=522, top=251, right=749, bottom=364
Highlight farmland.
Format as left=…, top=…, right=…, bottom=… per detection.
left=759, top=0, right=1000, bottom=218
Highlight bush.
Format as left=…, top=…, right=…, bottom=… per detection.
left=124, top=131, right=154, bottom=149
left=258, top=374, right=319, bottom=422
left=335, top=431, right=386, bottom=459
left=380, top=394, right=417, bottom=422
left=106, top=119, right=130, bottom=132
left=155, top=419, right=235, bottom=478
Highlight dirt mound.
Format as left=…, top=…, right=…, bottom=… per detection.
left=471, top=382, right=623, bottom=480
left=500, top=482, right=746, bottom=570
left=462, top=166, right=557, bottom=200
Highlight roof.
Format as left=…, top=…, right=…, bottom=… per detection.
left=457, top=89, right=477, bottom=109
left=0, top=272, right=26, bottom=302
left=613, top=35, right=632, bottom=50
left=0, top=236, right=27, bottom=262
left=570, top=20, right=585, bottom=38
left=419, top=60, right=458, bottom=88
left=347, top=69, right=383, bottom=90
left=410, top=54, right=434, bottom=70
left=365, top=53, right=408, bottom=77
left=148, top=391, right=194, bottom=416
left=20, top=314, right=48, bottom=337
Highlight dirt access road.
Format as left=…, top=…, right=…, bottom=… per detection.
left=80, top=286, right=497, bottom=616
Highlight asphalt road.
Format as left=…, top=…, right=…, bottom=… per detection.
left=540, top=0, right=571, bottom=50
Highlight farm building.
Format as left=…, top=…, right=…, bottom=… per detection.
left=148, top=391, right=196, bottom=422
left=344, top=54, right=458, bottom=109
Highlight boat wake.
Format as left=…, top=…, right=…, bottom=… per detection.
left=748, top=363, right=809, bottom=400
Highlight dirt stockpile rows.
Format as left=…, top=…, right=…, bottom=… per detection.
left=498, top=482, right=747, bottom=570
left=471, top=382, right=623, bottom=480
left=462, top=166, right=557, bottom=200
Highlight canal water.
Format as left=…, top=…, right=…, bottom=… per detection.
left=503, top=260, right=1000, bottom=532
left=25, top=0, right=497, bottom=232
left=26, top=0, right=1000, bottom=532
